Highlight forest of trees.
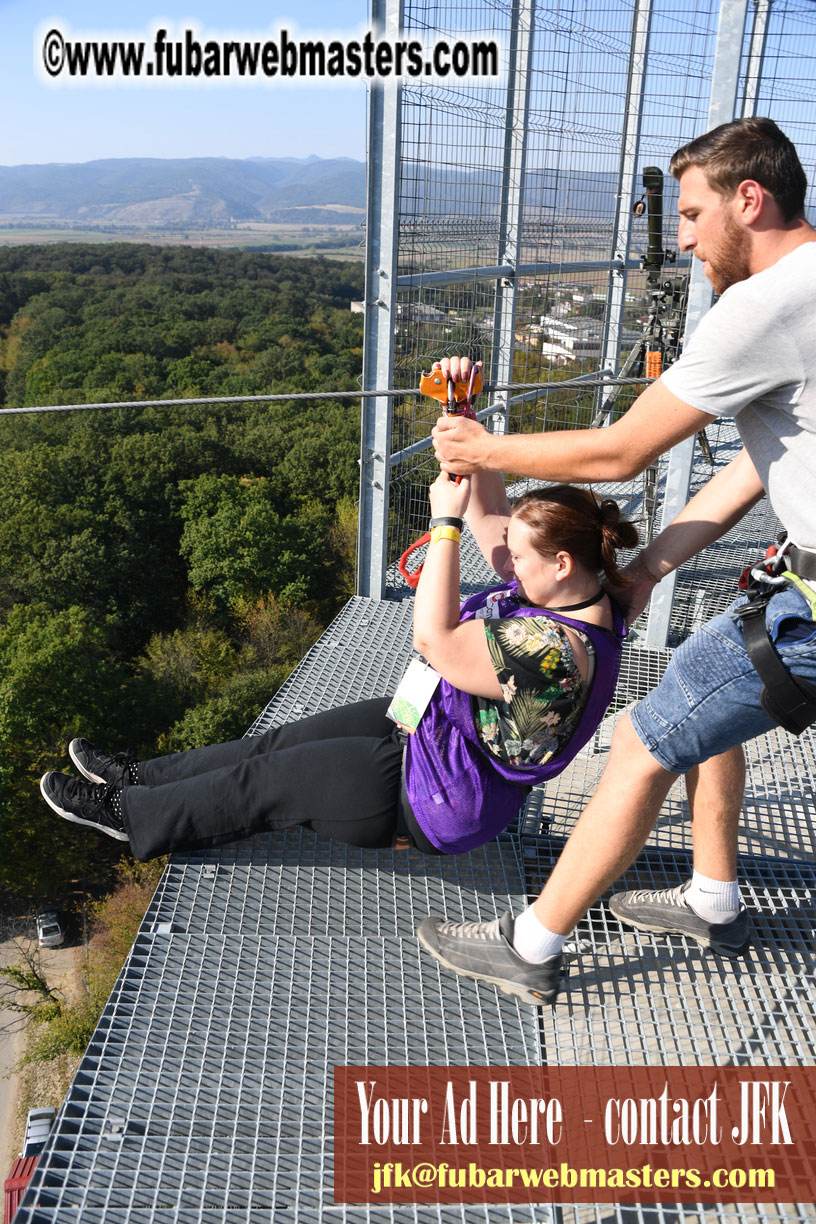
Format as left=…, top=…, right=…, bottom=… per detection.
left=0, top=244, right=365, bottom=904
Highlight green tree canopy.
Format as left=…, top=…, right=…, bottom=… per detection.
left=0, top=245, right=364, bottom=903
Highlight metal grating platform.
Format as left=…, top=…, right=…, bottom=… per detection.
left=15, top=471, right=816, bottom=1221
left=526, top=840, right=816, bottom=1066
left=43, top=927, right=540, bottom=1216
left=145, top=832, right=532, bottom=939
left=15, top=597, right=549, bottom=1224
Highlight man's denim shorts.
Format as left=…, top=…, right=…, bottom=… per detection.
left=630, top=583, right=816, bottom=774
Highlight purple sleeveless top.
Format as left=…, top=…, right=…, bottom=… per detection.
left=404, top=581, right=626, bottom=854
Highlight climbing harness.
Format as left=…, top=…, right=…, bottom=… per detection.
left=397, top=365, right=482, bottom=590
left=734, top=535, right=816, bottom=735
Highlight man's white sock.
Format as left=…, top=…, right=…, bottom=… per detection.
left=512, top=904, right=567, bottom=962
left=685, top=871, right=741, bottom=923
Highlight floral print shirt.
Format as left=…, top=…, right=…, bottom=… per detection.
left=472, top=616, right=590, bottom=768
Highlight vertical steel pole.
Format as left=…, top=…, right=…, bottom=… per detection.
left=742, top=0, right=773, bottom=117
left=645, top=0, right=750, bottom=647
left=488, top=0, right=536, bottom=435
left=600, top=0, right=654, bottom=383
left=357, top=0, right=403, bottom=598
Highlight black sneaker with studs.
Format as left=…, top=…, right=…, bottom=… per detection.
left=40, top=772, right=129, bottom=842
left=417, top=911, right=564, bottom=1006
left=69, top=738, right=138, bottom=787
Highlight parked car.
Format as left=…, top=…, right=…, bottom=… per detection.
left=35, top=910, right=65, bottom=948
left=21, top=1107, right=56, bottom=1157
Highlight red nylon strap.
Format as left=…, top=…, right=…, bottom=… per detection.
left=397, top=530, right=431, bottom=589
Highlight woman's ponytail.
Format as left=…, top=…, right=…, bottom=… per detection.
left=597, top=498, right=640, bottom=587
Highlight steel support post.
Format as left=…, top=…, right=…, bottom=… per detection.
left=488, top=0, right=536, bottom=434
left=600, top=0, right=654, bottom=389
left=644, top=0, right=750, bottom=647
left=357, top=0, right=404, bottom=598
left=742, top=0, right=773, bottom=116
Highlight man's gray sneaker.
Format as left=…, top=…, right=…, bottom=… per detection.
left=69, top=738, right=138, bottom=787
left=41, top=772, right=129, bottom=842
left=416, top=911, right=564, bottom=1006
left=608, top=880, right=751, bottom=956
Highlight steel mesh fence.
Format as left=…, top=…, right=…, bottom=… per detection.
left=381, top=0, right=816, bottom=640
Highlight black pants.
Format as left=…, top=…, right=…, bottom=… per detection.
left=121, top=698, right=438, bottom=861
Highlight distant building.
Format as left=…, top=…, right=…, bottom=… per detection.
left=538, top=342, right=574, bottom=364
left=540, top=316, right=603, bottom=357
left=523, top=314, right=640, bottom=364
left=396, top=301, right=448, bottom=324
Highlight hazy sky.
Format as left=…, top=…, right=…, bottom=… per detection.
left=1, top=0, right=369, bottom=165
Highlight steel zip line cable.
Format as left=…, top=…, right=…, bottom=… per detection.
left=0, top=373, right=655, bottom=417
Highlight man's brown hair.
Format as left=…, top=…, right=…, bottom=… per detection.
left=670, top=116, right=807, bottom=222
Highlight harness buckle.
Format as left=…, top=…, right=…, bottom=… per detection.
left=735, top=535, right=816, bottom=736
left=737, top=536, right=789, bottom=592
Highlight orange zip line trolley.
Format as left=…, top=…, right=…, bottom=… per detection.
left=397, top=364, right=482, bottom=590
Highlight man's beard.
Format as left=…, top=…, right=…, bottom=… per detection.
left=704, top=212, right=752, bottom=294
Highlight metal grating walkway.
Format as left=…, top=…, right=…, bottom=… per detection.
left=15, top=433, right=816, bottom=1222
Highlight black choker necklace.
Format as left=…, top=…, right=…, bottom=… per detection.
left=547, top=589, right=606, bottom=613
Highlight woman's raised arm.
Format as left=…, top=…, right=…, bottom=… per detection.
left=411, top=472, right=503, bottom=699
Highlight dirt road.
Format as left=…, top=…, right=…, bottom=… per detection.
left=0, top=936, right=29, bottom=1175
left=0, top=935, right=78, bottom=1182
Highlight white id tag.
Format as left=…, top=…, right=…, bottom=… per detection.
left=386, top=658, right=442, bottom=733
left=474, top=588, right=512, bottom=619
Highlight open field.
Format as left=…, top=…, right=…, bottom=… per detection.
left=0, top=221, right=364, bottom=258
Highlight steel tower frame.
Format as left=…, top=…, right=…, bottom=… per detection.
left=358, top=0, right=770, bottom=653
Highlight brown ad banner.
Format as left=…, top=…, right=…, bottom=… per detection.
left=334, top=1065, right=816, bottom=1205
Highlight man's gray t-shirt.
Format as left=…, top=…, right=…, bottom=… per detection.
left=661, top=241, right=816, bottom=548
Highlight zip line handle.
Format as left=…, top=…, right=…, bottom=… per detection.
left=398, top=363, right=482, bottom=588
left=419, top=364, right=482, bottom=413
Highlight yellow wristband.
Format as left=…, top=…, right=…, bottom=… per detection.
left=430, top=525, right=461, bottom=545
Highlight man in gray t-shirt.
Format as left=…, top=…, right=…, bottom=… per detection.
left=417, top=117, right=816, bottom=1008
left=662, top=241, right=816, bottom=547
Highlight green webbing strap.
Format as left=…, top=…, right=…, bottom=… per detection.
left=783, top=569, right=816, bottom=620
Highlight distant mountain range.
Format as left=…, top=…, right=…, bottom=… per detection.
left=0, top=154, right=625, bottom=229
left=0, top=156, right=368, bottom=227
